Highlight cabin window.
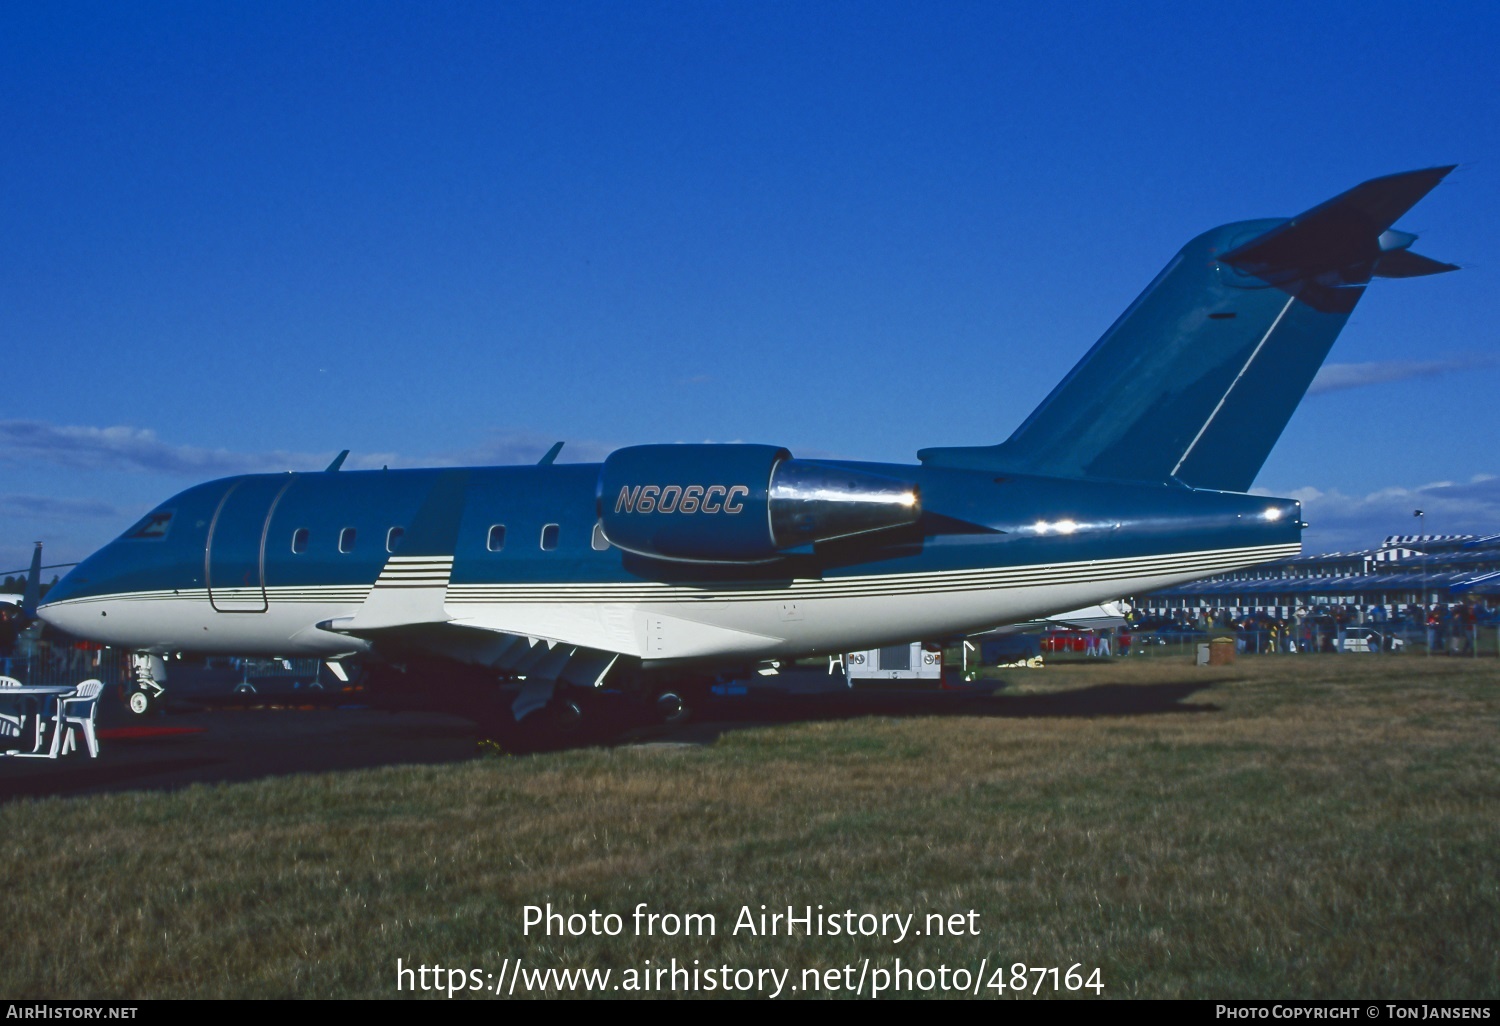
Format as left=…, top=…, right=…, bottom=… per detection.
left=291, top=528, right=309, bottom=554
left=386, top=527, right=405, bottom=553
left=339, top=527, right=356, bottom=554
left=591, top=523, right=611, bottom=551
left=487, top=525, right=507, bottom=551
left=541, top=524, right=559, bottom=551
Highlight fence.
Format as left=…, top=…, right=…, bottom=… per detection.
left=1114, top=622, right=1500, bottom=658
left=1, top=638, right=328, bottom=693
left=2, top=638, right=132, bottom=688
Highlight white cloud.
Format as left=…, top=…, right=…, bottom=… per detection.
left=0, top=421, right=331, bottom=476
left=1258, top=476, right=1500, bottom=552
left=0, top=421, right=619, bottom=476
left=1308, top=357, right=1493, bottom=396
left=0, top=496, right=120, bottom=519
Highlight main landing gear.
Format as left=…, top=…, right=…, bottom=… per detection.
left=361, top=646, right=726, bottom=748
left=482, top=686, right=596, bottom=754
left=485, top=678, right=703, bottom=752
left=653, top=688, right=693, bottom=726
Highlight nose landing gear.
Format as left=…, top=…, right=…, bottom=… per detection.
left=126, top=653, right=167, bottom=716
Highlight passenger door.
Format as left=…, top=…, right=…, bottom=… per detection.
left=206, top=476, right=295, bottom=612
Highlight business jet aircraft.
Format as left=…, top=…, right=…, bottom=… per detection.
left=38, top=168, right=1457, bottom=738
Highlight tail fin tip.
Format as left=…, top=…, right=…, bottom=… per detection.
left=1219, top=165, right=1458, bottom=288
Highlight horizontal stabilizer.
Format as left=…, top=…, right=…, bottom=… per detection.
left=1372, top=248, right=1459, bottom=279
left=1220, top=166, right=1456, bottom=286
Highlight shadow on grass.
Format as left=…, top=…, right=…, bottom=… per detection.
left=0, top=756, right=228, bottom=802
left=614, top=679, right=1224, bottom=748
left=0, top=708, right=481, bottom=804
left=0, top=680, right=1223, bottom=800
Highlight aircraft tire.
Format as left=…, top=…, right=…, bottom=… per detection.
left=479, top=693, right=589, bottom=754
left=550, top=695, right=585, bottom=732
left=126, top=687, right=156, bottom=716
left=654, top=689, right=692, bottom=726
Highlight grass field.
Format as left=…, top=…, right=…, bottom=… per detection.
left=2, top=655, right=1497, bottom=999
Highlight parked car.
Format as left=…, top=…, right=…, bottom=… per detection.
left=1128, top=622, right=1200, bottom=646
left=1341, top=626, right=1401, bottom=652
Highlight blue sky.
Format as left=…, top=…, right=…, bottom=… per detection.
left=3, top=1, right=1498, bottom=573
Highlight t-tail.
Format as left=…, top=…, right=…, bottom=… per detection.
left=919, top=166, right=1458, bottom=491
left=21, top=542, right=43, bottom=620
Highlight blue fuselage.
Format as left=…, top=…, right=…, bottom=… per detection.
left=39, top=460, right=1299, bottom=666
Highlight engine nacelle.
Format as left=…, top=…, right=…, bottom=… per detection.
left=598, top=444, right=921, bottom=563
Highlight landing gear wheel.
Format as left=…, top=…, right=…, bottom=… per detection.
left=654, top=690, right=692, bottom=726
left=550, top=697, right=584, bottom=732
left=484, top=693, right=590, bottom=754
left=127, top=688, right=156, bottom=716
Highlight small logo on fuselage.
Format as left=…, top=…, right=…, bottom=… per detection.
left=614, top=484, right=750, bottom=514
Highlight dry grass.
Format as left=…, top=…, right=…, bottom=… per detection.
left=2, top=655, right=1496, bottom=998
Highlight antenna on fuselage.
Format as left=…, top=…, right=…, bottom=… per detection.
left=537, top=442, right=564, bottom=466
left=325, top=449, right=350, bottom=472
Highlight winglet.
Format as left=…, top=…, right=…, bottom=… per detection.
left=325, top=450, right=350, bottom=472
left=538, top=442, right=564, bottom=466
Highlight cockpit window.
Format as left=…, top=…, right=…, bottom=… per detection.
left=125, top=510, right=174, bottom=540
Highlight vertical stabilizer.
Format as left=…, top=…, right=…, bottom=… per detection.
left=21, top=542, right=42, bottom=619
left=919, top=167, right=1457, bottom=491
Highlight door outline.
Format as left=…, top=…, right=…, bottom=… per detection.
left=206, top=476, right=296, bottom=612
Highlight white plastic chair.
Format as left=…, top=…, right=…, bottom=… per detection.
left=55, top=679, right=103, bottom=758
left=0, top=676, right=24, bottom=744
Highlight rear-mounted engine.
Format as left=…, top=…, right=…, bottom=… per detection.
left=598, top=444, right=921, bottom=563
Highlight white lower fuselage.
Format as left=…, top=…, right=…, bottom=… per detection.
left=40, top=541, right=1299, bottom=666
